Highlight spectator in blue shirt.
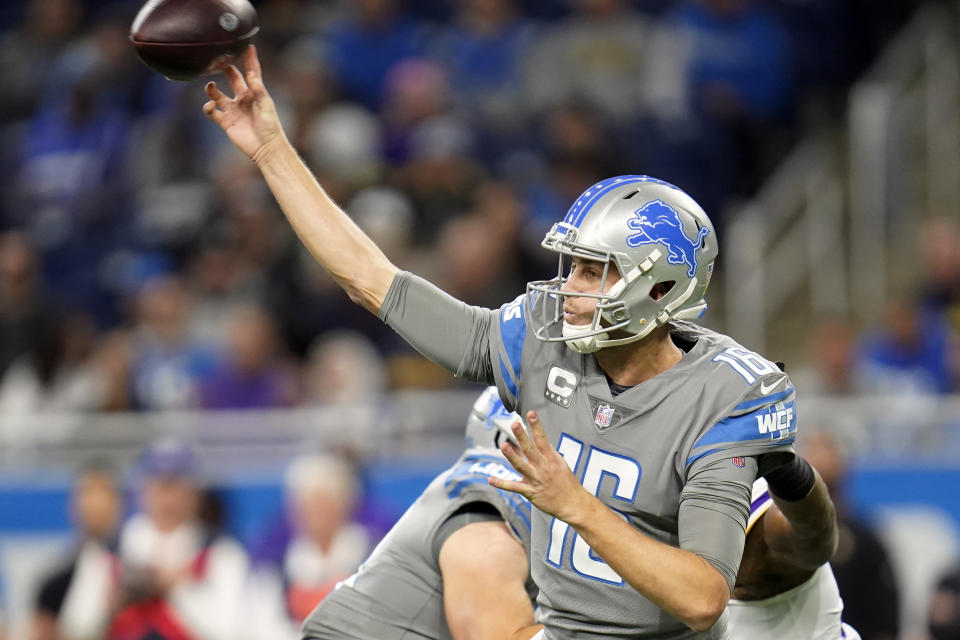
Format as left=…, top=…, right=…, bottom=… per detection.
left=325, top=0, right=428, bottom=110
left=431, top=0, right=534, bottom=145
left=645, top=0, right=794, bottom=219
left=858, top=297, right=957, bottom=394
left=664, top=0, right=793, bottom=124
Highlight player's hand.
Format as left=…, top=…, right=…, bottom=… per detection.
left=202, top=45, right=285, bottom=162
left=489, top=410, right=593, bottom=524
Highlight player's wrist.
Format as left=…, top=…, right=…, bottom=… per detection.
left=563, top=490, right=605, bottom=529
left=251, top=133, right=290, bottom=168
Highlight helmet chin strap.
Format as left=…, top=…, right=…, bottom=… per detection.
left=562, top=321, right=608, bottom=354
left=562, top=317, right=663, bottom=354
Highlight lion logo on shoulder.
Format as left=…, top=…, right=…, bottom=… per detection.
left=625, top=199, right=709, bottom=277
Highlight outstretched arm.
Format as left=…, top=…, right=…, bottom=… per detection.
left=203, top=46, right=397, bottom=313
left=438, top=520, right=535, bottom=640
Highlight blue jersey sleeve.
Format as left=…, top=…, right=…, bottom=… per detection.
left=491, top=293, right=527, bottom=410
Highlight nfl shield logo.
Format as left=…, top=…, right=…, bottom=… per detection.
left=732, top=457, right=745, bottom=468
left=595, top=403, right=615, bottom=428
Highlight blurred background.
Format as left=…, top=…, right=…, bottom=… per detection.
left=0, top=0, right=958, bottom=638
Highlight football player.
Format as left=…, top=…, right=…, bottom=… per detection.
left=727, top=460, right=862, bottom=639
left=299, top=387, right=536, bottom=640
left=204, top=47, right=798, bottom=638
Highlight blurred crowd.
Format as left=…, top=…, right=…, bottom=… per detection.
left=15, top=429, right=960, bottom=640
left=0, top=0, right=938, bottom=413
left=23, top=439, right=376, bottom=640
left=793, top=215, right=960, bottom=397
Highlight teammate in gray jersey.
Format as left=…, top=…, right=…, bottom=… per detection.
left=204, top=48, right=798, bottom=639
left=301, top=386, right=536, bottom=640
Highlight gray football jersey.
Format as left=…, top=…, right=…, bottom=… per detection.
left=489, top=294, right=797, bottom=639
left=300, top=447, right=534, bottom=640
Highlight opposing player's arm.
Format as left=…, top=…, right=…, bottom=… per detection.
left=763, top=466, right=838, bottom=570
left=438, top=520, right=535, bottom=640
left=203, top=47, right=397, bottom=313
left=492, top=413, right=732, bottom=632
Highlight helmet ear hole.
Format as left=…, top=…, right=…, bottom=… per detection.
left=650, top=281, right=675, bottom=301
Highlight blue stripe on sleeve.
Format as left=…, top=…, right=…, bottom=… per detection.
left=688, top=401, right=798, bottom=466
left=446, top=477, right=531, bottom=531
left=443, top=455, right=516, bottom=491
left=498, top=295, right=526, bottom=398
left=459, top=454, right=512, bottom=468
left=732, top=387, right=794, bottom=413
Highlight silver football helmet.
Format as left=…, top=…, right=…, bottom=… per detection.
left=464, top=386, right=520, bottom=451
left=527, top=176, right=718, bottom=354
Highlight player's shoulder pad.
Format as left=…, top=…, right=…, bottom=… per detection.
left=441, top=448, right=533, bottom=543
left=694, top=331, right=791, bottom=406
left=685, top=338, right=797, bottom=467
left=672, top=323, right=776, bottom=390
left=687, top=374, right=796, bottom=463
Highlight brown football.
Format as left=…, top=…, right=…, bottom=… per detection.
left=130, top=0, right=259, bottom=82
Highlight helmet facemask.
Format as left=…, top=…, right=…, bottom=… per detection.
left=527, top=227, right=678, bottom=353
left=525, top=177, right=717, bottom=354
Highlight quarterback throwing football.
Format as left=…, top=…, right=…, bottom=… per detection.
left=204, top=47, right=803, bottom=639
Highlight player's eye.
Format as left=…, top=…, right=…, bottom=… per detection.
left=569, top=261, right=602, bottom=281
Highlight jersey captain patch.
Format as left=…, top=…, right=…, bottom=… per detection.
left=545, top=365, right=578, bottom=407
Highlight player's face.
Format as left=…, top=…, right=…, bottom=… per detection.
left=561, top=257, right=622, bottom=326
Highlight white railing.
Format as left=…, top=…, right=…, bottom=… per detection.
left=726, top=4, right=959, bottom=355
left=2, top=392, right=960, bottom=474
left=724, top=138, right=847, bottom=353
left=0, top=389, right=481, bottom=476
left=849, top=3, right=960, bottom=320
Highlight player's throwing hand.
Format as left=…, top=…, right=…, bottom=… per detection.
left=490, top=411, right=594, bottom=525
left=202, top=45, right=285, bottom=162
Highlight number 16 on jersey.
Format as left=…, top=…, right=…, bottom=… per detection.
left=546, top=434, right=642, bottom=585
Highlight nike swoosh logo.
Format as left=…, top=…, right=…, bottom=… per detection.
left=759, top=378, right=784, bottom=395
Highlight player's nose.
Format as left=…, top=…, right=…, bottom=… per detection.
left=560, top=273, right=584, bottom=293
